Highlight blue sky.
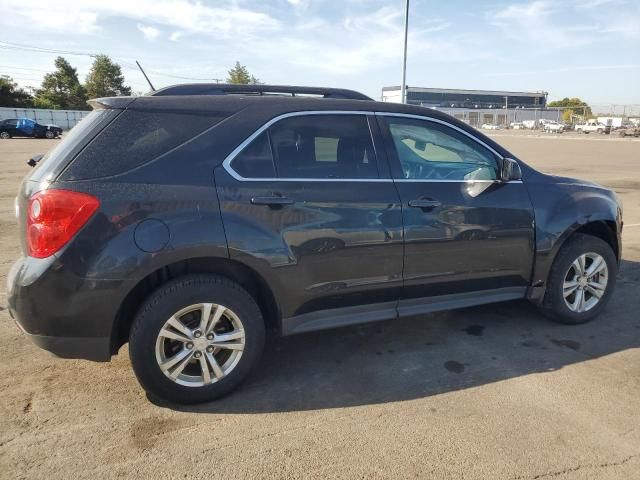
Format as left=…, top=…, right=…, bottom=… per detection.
left=1, top=0, right=638, bottom=105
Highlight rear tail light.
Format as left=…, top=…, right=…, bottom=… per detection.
left=27, top=189, right=100, bottom=258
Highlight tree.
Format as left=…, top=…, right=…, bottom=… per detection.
left=548, top=97, right=592, bottom=122
left=0, top=76, right=34, bottom=107
left=33, top=57, right=87, bottom=109
left=226, top=62, right=261, bottom=84
left=85, top=54, right=132, bottom=98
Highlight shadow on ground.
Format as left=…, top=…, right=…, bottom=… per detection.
left=154, top=260, right=640, bottom=414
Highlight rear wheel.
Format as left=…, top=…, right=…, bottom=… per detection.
left=541, top=234, right=616, bottom=324
left=0, top=131, right=10, bottom=139
left=129, top=274, right=265, bottom=404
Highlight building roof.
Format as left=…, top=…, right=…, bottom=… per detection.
left=382, top=86, right=547, bottom=97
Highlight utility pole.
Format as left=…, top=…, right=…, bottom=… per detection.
left=401, top=0, right=409, bottom=104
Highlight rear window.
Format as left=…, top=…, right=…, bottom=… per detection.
left=62, top=110, right=226, bottom=180
left=29, top=110, right=117, bottom=182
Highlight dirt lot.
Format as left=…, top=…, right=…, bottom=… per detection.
left=1, top=133, right=639, bottom=479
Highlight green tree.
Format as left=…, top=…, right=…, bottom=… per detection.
left=85, top=55, right=132, bottom=98
left=226, top=62, right=260, bottom=84
left=33, top=57, right=87, bottom=109
left=548, top=97, right=592, bottom=122
left=0, top=75, right=34, bottom=107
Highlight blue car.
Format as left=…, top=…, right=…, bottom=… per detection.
left=0, top=118, right=62, bottom=139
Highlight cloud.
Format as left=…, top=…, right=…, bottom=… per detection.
left=484, top=64, right=640, bottom=77
left=169, top=31, right=183, bottom=42
left=490, top=0, right=639, bottom=48
left=4, top=9, right=99, bottom=34
left=137, top=24, right=160, bottom=40
left=249, top=6, right=463, bottom=76
left=5, top=0, right=279, bottom=39
left=491, top=0, right=596, bottom=47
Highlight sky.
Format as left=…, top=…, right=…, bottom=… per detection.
left=1, top=0, right=639, bottom=106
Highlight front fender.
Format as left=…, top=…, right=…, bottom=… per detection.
left=526, top=179, right=620, bottom=300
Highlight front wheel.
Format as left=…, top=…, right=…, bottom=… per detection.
left=541, top=234, right=617, bottom=324
left=44, top=130, right=55, bottom=139
left=129, top=274, right=265, bottom=404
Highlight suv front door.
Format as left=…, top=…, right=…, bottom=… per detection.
left=215, top=112, right=404, bottom=333
left=377, top=113, right=535, bottom=314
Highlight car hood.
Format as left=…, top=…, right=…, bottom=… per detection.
left=549, top=174, right=621, bottom=206
left=550, top=175, right=603, bottom=188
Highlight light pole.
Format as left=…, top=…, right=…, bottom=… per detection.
left=505, top=95, right=508, bottom=125
left=401, top=0, right=409, bottom=104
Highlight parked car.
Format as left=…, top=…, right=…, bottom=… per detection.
left=522, top=120, right=537, bottom=129
left=543, top=121, right=564, bottom=133
left=7, top=84, right=622, bottom=404
left=481, top=123, right=501, bottom=130
left=618, top=126, right=640, bottom=137
left=0, top=118, right=62, bottom=139
left=510, top=122, right=525, bottom=129
left=575, top=120, right=610, bottom=134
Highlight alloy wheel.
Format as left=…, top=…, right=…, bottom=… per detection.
left=562, top=252, right=608, bottom=313
left=155, top=303, right=245, bottom=387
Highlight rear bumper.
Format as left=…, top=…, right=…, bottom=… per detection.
left=9, top=313, right=110, bottom=361
left=7, top=255, right=123, bottom=362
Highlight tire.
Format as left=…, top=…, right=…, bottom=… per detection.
left=541, top=233, right=617, bottom=324
left=44, top=130, right=55, bottom=139
left=129, top=274, right=265, bottom=404
left=0, top=131, right=10, bottom=139
left=597, top=129, right=603, bottom=134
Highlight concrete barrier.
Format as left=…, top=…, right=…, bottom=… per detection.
left=0, top=107, right=90, bottom=131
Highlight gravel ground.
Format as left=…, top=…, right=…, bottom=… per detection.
left=1, top=133, right=639, bottom=479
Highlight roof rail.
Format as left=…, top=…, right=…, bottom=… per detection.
left=151, top=83, right=373, bottom=101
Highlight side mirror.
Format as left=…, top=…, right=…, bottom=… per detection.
left=500, top=158, right=522, bottom=182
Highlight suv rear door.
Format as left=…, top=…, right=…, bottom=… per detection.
left=215, top=112, right=404, bottom=334
left=377, top=113, right=535, bottom=314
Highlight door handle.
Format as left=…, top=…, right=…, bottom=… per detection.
left=408, top=199, right=441, bottom=210
left=250, top=196, right=294, bottom=206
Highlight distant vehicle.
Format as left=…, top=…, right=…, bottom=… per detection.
left=522, top=120, right=537, bottom=129
left=510, top=122, right=525, bottom=129
left=617, top=121, right=635, bottom=130
left=543, top=121, right=564, bottom=133
left=618, top=126, right=640, bottom=138
left=575, top=120, right=609, bottom=134
left=481, top=123, right=501, bottom=130
left=0, top=118, right=62, bottom=139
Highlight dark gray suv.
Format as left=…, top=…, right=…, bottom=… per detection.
left=7, top=84, right=622, bottom=404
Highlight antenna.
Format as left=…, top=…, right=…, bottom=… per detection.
left=135, top=60, right=156, bottom=92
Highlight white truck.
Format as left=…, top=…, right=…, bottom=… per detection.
left=542, top=120, right=564, bottom=133
left=575, top=120, right=609, bottom=134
